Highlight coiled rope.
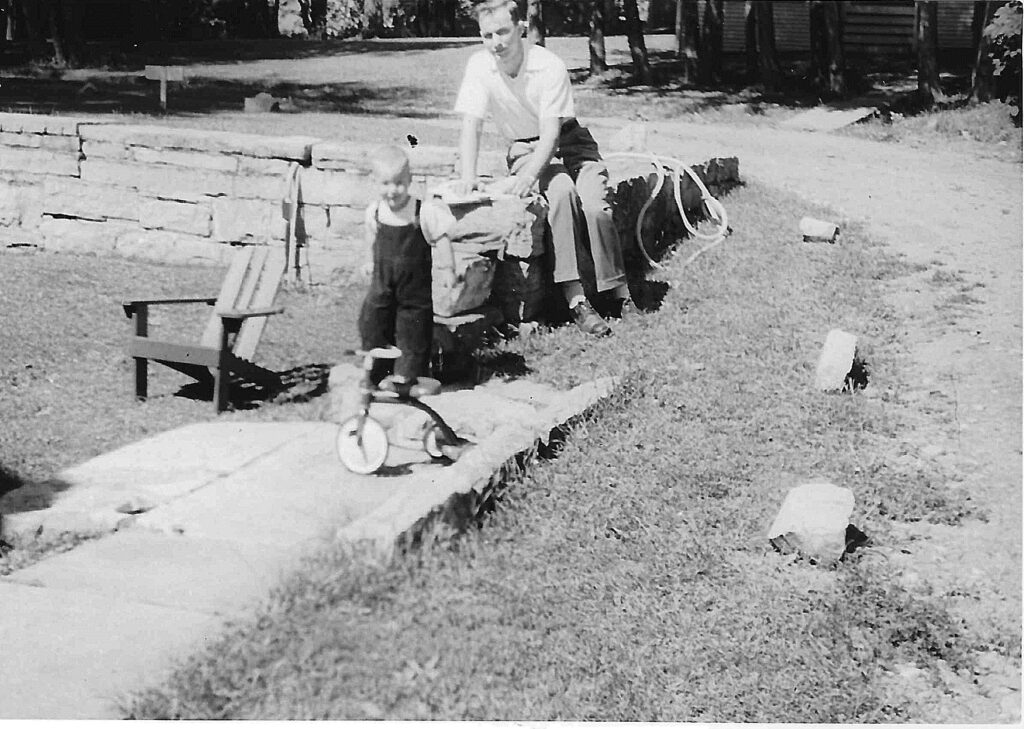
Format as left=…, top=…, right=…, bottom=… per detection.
left=603, top=152, right=730, bottom=271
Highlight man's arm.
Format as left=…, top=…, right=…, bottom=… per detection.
left=457, top=115, right=484, bottom=194
left=510, top=115, right=563, bottom=197
left=432, top=234, right=457, bottom=288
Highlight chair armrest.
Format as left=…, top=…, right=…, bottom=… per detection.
left=122, top=296, right=218, bottom=317
left=216, top=305, right=285, bottom=321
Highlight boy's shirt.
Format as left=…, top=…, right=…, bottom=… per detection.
left=364, top=196, right=456, bottom=247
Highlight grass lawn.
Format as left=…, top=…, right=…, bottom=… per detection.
left=118, top=181, right=1002, bottom=721
left=0, top=253, right=364, bottom=517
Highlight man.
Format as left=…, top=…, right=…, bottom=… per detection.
left=453, top=0, right=635, bottom=336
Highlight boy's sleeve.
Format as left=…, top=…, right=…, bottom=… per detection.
left=420, top=200, right=457, bottom=246
left=363, top=201, right=377, bottom=240
left=453, top=54, right=490, bottom=120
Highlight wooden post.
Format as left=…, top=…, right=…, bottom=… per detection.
left=133, top=305, right=149, bottom=400
left=144, top=65, right=185, bottom=112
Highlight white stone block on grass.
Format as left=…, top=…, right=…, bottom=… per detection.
left=767, top=481, right=855, bottom=564
left=815, top=328, right=858, bottom=391
left=800, top=216, right=839, bottom=243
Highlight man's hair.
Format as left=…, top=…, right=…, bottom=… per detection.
left=370, top=144, right=410, bottom=176
left=471, top=0, right=523, bottom=22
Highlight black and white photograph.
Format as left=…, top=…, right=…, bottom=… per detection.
left=0, top=0, right=1020, bottom=721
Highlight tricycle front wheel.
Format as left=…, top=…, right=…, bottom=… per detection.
left=337, top=416, right=389, bottom=474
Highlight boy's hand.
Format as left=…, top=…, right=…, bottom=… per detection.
left=359, top=261, right=373, bottom=280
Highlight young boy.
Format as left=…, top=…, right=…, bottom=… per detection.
left=358, top=145, right=457, bottom=390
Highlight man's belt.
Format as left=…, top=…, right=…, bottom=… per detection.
left=512, top=118, right=581, bottom=144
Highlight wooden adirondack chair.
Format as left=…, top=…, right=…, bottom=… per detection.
left=122, top=246, right=287, bottom=412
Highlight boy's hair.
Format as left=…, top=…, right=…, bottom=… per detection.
left=370, top=144, right=410, bottom=177
left=470, top=0, right=523, bottom=22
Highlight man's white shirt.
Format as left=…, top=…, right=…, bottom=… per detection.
left=453, top=43, right=574, bottom=141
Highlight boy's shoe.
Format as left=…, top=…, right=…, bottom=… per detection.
left=379, top=375, right=414, bottom=397
left=619, top=297, right=641, bottom=320
left=571, top=300, right=611, bottom=336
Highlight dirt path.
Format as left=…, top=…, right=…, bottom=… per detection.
left=596, top=119, right=1021, bottom=722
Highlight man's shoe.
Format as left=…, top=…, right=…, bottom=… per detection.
left=571, top=300, right=611, bottom=336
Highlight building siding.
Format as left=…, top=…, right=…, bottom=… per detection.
left=707, top=0, right=976, bottom=56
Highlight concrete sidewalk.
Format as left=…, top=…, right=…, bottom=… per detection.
left=0, top=376, right=616, bottom=719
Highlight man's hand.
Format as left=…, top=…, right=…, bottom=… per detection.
left=509, top=173, right=536, bottom=197
left=491, top=174, right=534, bottom=197
left=359, top=260, right=373, bottom=280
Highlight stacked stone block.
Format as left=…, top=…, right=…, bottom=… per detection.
left=0, top=112, right=741, bottom=288
left=0, top=112, right=319, bottom=265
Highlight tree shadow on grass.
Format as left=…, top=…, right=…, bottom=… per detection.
left=0, top=463, right=75, bottom=517
left=0, top=37, right=479, bottom=69
left=0, top=75, right=441, bottom=118
left=572, top=51, right=928, bottom=114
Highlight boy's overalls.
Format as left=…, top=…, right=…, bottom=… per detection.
left=358, top=199, right=433, bottom=385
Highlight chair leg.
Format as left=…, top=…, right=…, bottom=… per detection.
left=214, top=322, right=232, bottom=413
left=213, top=368, right=228, bottom=413
left=134, top=357, right=148, bottom=401
left=131, top=306, right=150, bottom=401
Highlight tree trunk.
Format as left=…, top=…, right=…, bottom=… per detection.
left=527, top=0, right=545, bottom=46
left=4, top=0, right=12, bottom=41
left=623, top=0, right=652, bottom=83
left=809, top=0, right=827, bottom=90
left=916, top=0, right=942, bottom=104
left=589, top=0, right=607, bottom=76
left=744, top=0, right=757, bottom=78
left=823, top=0, right=845, bottom=97
left=970, top=1, right=997, bottom=102
left=677, top=0, right=699, bottom=84
left=698, top=0, right=723, bottom=84
left=753, top=1, right=782, bottom=89
left=44, top=0, right=81, bottom=67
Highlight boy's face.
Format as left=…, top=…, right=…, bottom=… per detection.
left=478, top=5, right=523, bottom=67
left=374, top=161, right=412, bottom=211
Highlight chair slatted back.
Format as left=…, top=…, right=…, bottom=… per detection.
left=233, top=247, right=286, bottom=361
left=201, top=246, right=286, bottom=361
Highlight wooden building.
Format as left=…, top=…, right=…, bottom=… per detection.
left=702, top=0, right=978, bottom=56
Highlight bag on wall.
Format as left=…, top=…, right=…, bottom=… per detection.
left=432, top=243, right=497, bottom=318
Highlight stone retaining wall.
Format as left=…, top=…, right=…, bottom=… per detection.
left=0, top=112, right=739, bottom=280
left=0, top=112, right=504, bottom=272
